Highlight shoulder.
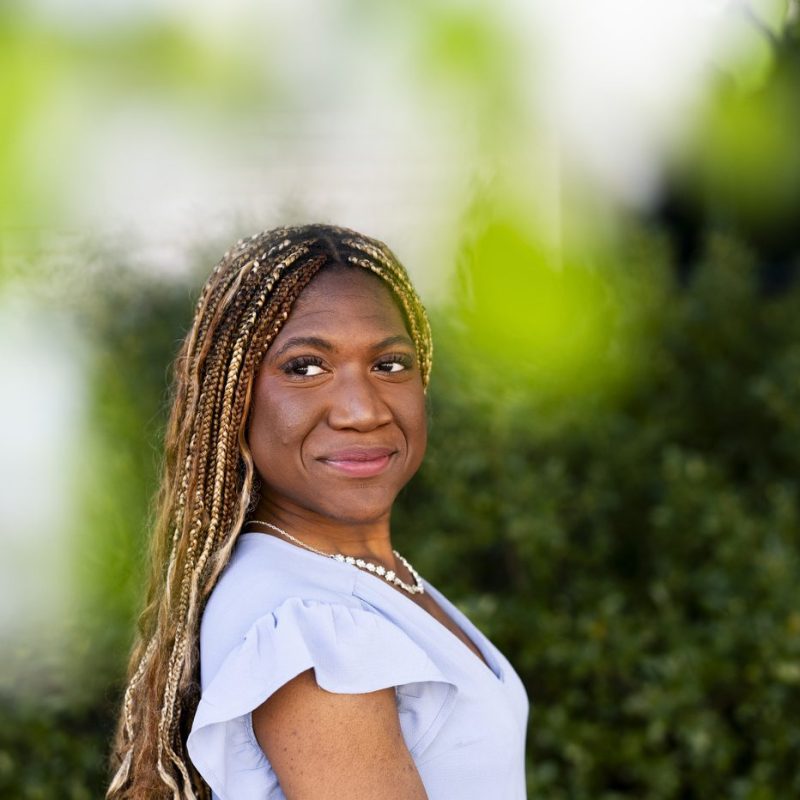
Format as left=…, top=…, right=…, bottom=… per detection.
left=196, top=534, right=455, bottom=701
left=188, top=534, right=459, bottom=797
left=199, top=533, right=360, bottom=684
left=207, top=532, right=359, bottom=611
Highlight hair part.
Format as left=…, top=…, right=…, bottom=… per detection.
left=107, top=224, right=432, bottom=799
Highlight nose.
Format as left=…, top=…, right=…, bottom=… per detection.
left=327, top=370, right=392, bottom=431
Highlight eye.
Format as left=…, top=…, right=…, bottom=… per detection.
left=282, top=356, right=326, bottom=377
left=374, top=353, right=415, bottom=373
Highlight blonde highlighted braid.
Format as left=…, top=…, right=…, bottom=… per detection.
left=107, top=224, right=433, bottom=799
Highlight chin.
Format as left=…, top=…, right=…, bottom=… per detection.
left=319, top=492, right=397, bottom=526
left=324, top=505, right=392, bottom=526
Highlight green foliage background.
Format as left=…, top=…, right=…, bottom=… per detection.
left=2, top=228, right=799, bottom=798
left=2, top=4, right=800, bottom=798
left=409, top=232, right=800, bottom=799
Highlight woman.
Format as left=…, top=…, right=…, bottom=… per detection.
left=108, top=224, right=529, bottom=799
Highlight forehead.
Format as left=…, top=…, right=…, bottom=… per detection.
left=279, top=267, right=409, bottom=337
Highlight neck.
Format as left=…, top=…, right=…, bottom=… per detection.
left=247, top=498, right=396, bottom=564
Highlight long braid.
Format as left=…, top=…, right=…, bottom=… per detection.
left=154, top=260, right=272, bottom=791
left=155, top=252, right=328, bottom=794
left=108, top=224, right=433, bottom=799
left=109, top=241, right=270, bottom=796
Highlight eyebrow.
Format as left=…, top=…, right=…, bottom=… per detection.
left=270, top=334, right=415, bottom=360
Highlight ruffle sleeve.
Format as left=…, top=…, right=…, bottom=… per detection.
left=186, top=597, right=458, bottom=799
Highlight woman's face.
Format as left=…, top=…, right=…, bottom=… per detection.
left=247, top=266, right=427, bottom=526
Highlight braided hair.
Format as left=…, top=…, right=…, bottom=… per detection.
left=107, top=224, right=433, bottom=799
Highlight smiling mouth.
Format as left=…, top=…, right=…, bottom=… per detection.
left=318, top=448, right=396, bottom=478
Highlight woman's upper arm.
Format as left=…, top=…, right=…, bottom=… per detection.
left=252, top=668, right=428, bottom=800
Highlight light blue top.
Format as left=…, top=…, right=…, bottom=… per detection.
left=187, top=533, right=530, bottom=799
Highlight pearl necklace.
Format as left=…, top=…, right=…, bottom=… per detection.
left=245, top=520, right=425, bottom=596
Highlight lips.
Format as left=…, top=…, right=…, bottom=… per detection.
left=318, top=447, right=397, bottom=478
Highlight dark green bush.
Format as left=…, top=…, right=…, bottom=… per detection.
left=397, top=232, right=800, bottom=799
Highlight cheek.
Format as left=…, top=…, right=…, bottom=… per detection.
left=248, top=384, right=317, bottom=454
left=402, top=392, right=428, bottom=455
left=273, top=402, right=316, bottom=442
left=247, top=387, right=286, bottom=463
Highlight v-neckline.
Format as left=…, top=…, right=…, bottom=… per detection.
left=421, top=581, right=505, bottom=683
left=353, top=571, right=505, bottom=683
